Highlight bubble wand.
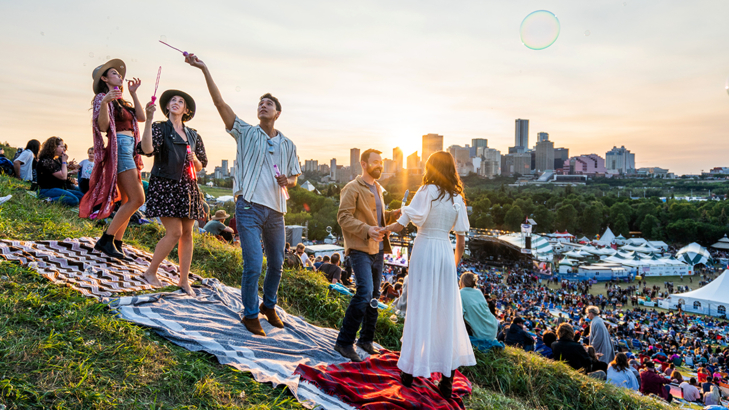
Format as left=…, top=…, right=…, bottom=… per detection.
left=151, top=66, right=161, bottom=103
left=159, top=40, right=189, bottom=56
left=273, top=165, right=290, bottom=200
left=186, top=145, right=197, bottom=180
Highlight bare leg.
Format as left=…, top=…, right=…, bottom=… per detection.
left=108, top=169, right=145, bottom=240
left=177, top=218, right=196, bottom=295
left=143, top=217, right=182, bottom=287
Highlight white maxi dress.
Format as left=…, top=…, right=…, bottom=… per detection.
left=396, top=184, right=477, bottom=377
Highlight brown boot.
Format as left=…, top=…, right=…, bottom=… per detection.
left=242, top=317, right=266, bottom=336
left=259, top=303, right=284, bottom=328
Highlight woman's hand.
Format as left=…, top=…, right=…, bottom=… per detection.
left=187, top=151, right=197, bottom=163
left=384, top=222, right=404, bottom=233
left=60, top=152, right=69, bottom=163
left=185, top=53, right=206, bottom=70
left=145, top=101, right=156, bottom=118
left=127, top=77, right=141, bottom=94
left=101, top=88, right=122, bottom=104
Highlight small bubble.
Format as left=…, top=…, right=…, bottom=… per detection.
left=235, top=86, right=241, bottom=92
left=585, top=30, right=591, bottom=36
left=160, top=35, right=167, bottom=42
left=40, top=32, right=44, bottom=36
left=106, top=55, right=110, bottom=59
left=89, top=52, right=94, bottom=58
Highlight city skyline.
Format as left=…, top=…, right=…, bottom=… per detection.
left=1, top=1, right=728, bottom=176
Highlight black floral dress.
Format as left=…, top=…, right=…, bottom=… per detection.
left=142, top=123, right=208, bottom=219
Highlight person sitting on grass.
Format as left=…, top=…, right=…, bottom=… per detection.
left=607, top=352, right=639, bottom=391
left=639, top=361, right=672, bottom=403
left=501, top=317, right=534, bottom=351
left=704, top=384, right=721, bottom=406
left=13, top=139, right=40, bottom=182
left=314, top=255, right=326, bottom=270
left=535, top=330, right=557, bottom=359
left=679, top=377, right=701, bottom=403
left=203, top=210, right=234, bottom=242
left=36, top=137, right=84, bottom=206
left=295, top=243, right=316, bottom=271
left=318, top=252, right=342, bottom=285
left=459, top=272, right=499, bottom=342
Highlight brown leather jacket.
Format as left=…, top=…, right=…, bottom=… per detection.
left=337, top=175, right=397, bottom=255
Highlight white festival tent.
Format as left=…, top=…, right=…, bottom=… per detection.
left=676, top=242, right=713, bottom=267
left=498, top=233, right=553, bottom=262
left=663, top=270, right=729, bottom=316
left=597, top=227, right=616, bottom=246
left=711, top=235, right=729, bottom=251
left=599, top=253, right=691, bottom=277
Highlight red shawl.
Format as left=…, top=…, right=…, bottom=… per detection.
left=79, top=93, right=143, bottom=220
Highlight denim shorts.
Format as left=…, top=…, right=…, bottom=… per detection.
left=117, top=133, right=136, bottom=173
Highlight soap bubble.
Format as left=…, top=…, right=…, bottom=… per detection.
left=106, top=55, right=110, bottom=59
left=369, top=298, right=379, bottom=309
left=585, top=30, right=591, bottom=36
left=40, top=32, right=44, bottom=36
left=235, top=86, right=241, bottom=92
left=520, top=10, right=561, bottom=50
left=89, top=52, right=94, bottom=58
left=160, top=35, right=167, bottom=42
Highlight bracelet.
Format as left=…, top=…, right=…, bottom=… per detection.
left=62, top=162, right=68, bottom=165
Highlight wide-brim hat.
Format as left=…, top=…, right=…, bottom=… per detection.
left=92, top=59, right=126, bottom=94
left=212, top=210, right=230, bottom=220
left=159, top=89, right=196, bottom=121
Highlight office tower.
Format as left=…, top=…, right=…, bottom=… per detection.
left=221, top=159, right=229, bottom=176
left=303, top=159, right=319, bottom=173
left=471, top=138, right=488, bottom=149
left=502, top=153, right=532, bottom=176
left=605, top=146, right=636, bottom=174
left=318, top=163, right=330, bottom=174
left=515, top=119, right=529, bottom=149
left=535, top=139, right=555, bottom=171
left=554, top=147, right=569, bottom=170
left=407, top=151, right=421, bottom=175
left=350, top=148, right=361, bottom=179
left=447, top=145, right=471, bottom=166
left=330, top=158, right=337, bottom=180
left=477, top=147, right=501, bottom=178
left=421, top=133, right=444, bottom=167
left=392, top=147, right=403, bottom=172
left=537, top=132, right=549, bottom=142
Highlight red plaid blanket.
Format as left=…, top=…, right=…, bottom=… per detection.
left=294, top=350, right=471, bottom=409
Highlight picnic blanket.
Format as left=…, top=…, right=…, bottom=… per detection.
left=294, top=350, right=472, bottom=410
left=0, top=238, right=202, bottom=298
left=109, top=278, right=365, bottom=410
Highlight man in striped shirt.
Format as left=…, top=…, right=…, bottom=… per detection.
left=186, top=53, right=301, bottom=337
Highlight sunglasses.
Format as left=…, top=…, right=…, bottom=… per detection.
left=267, top=139, right=274, bottom=154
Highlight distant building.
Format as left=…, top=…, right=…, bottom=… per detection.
left=637, top=167, right=669, bottom=178
left=537, top=132, right=549, bottom=142
left=336, top=165, right=351, bottom=183
left=560, top=154, right=607, bottom=177
left=605, top=146, right=636, bottom=174
left=392, top=147, right=403, bottom=172
left=477, top=147, right=501, bottom=178
left=709, top=167, right=729, bottom=175
left=502, top=152, right=532, bottom=176
left=221, top=160, right=229, bottom=177
left=350, top=148, right=361, bottom=180
left=448, top=145, right=471, bottom=174
left=304, top=159, right=319, bottom=173
left=515, top=119, right=529, bottom=152
left=407, top=152, right=422, bottom=175
left=318, top=163, right=330, bottom=174
left=421, top=133, right=443, bottom=167
left=554, top=148, right=569, bottom=170
left=330, top=158, right=337, bottom=180
left=471, top=138, right=488, bottom=158
left=535, top=139, right=555, bottom=171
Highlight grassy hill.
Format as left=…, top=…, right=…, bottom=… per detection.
left=0, top=175, right=669, bottom=410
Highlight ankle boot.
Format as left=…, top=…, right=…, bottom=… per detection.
left=438, top=371, right=454, bottom=400
left=94, top=233, right=124, bottom=259
left=113, top=239, right=128, bottom=258
left=400, top=371, right=413, bottom=387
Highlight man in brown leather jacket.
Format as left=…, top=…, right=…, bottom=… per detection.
left=334, top=149, right=400, bottom=362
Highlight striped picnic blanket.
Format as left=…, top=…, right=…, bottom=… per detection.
left=0, top=237, right=202, bottom=298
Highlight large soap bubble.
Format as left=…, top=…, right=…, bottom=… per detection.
left=520, top=10, right=561, bottom=50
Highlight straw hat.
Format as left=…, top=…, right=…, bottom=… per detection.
left=159, top=89, right=196, bottom=121
left=92, top=59, right=126, bottom=94
left=211, top=210, right=230, bottom=221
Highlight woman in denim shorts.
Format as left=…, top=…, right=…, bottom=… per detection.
left=79, top=59, right=146, bottom=260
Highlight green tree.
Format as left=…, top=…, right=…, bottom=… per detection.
left=613, top=214, right=630, bottom=238
left=609, top=202, right=633, bottom=227
left=580, top=203, right=604, bottom=237
left=388, top=199, right=402, bottom=210
left=532, top=205, right=554, bottom=233
left=504, top=205, right=524, bottom=232
left=640, top=214, right=661, bottom=239
left=555, top=204, right=578, bottom=233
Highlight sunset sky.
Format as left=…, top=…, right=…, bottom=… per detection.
left=1, top=0, right=727, bottom=175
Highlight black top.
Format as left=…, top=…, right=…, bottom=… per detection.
left=142, top=121, right=200, bottom=182
left=503, top=324, right=535, bottom=349
left=37, top=157, right=66, bottom=190
left=551, top=337, right=593, bottom=372
left=319, top=263, right=342, bottom=283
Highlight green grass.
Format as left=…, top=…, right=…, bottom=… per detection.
left=0, top=175, right=670, bottom=409
left=198, top=185, right=234, bottom=198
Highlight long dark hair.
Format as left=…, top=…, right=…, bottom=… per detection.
left=24, top=139, right=41, bottom=156
left=610, top=352, right=629, bottom=372
left=38, top=137, right=63, bottom=160
left=422, top=151, right=464, bottom=203
left=96, top=68, right=135, bottom=116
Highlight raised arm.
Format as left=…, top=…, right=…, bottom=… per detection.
left=126, top=78, right=146, bottom=122
left=140, top=101, right=156, bottom=155
left=185, top=54, right=236, bottom=130
left=96, top=90, right=122, bottom=133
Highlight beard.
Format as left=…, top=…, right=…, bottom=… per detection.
left=367, top=165, right=382, bottom=179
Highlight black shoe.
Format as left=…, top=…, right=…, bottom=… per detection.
left=356, top=341, right=380, bottom=356
left=113, top=239, right=131, bottom=259
left=334, top=343, right=363, bottom=362
left=94, top=233, right=124, bottom=259
left=438, top=374, right=453, bottom=400
left=400, top=371, right=413, bottom=387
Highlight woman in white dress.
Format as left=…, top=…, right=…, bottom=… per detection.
left=384, top=151, right=476, bottom=399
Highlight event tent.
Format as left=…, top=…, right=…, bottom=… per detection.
left=676, top=242, right=713, bottom=267
left=597, top=227, right=616, bottom=246
left=664, top=270, right=729, bottom=316
left=498, top=233, right=553, bottom=261
left=711, top=235, right=729, bottom=251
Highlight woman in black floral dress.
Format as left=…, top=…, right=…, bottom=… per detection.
left=139, top=90, right=207, bottom=295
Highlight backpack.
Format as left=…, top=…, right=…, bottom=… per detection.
left=0, top=157, right=15, bottom=177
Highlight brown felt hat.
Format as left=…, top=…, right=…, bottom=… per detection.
left=159, top=89, right=196, bottom=122
left=92, top=59, right=126, bottom=94
left=212, top=210, right=230, bottom=221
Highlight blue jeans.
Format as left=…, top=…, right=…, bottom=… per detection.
left=235, top=197, right=285, bottom=319
left=336, top=249, right=383, bottom=346
left=39, top=187, right=84, bottom=206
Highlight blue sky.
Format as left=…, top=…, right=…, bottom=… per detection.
left=1, top=0, right=727, bottom=175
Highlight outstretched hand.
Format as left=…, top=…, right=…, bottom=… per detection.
left=145, top=101, right=156, bottom=118
left=185, top=53, right=206, bottom=70
left=127, top=77, right=142, bottom=93
left=368, top=226, right=385, bottom=242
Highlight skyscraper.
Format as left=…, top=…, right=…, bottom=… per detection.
left=304, top=159, right=319, bottom=173
left=554, top=148, right=569, bottom=170
left=515, top=119, right=529, bottom=150
left=392, top=147, right=403, bottom=172
left=350, top=148, right=361, bottom=180
left=221, top=159, right=229, bottom=176
left=605, top=146, right=636, bottom=174
left=535, top=139, right=555, bottom=171
left=421, top=133, right=443, bottom=167
left=330, top=158, right=337, bottom=180
left=407, top=152, right=421, bottom=175
left=471, top=138, right=488, bottom=149
left=537, top=132, right=549, bottom=142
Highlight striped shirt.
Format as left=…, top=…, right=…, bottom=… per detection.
left=227, top=116, right=301, bottom=214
